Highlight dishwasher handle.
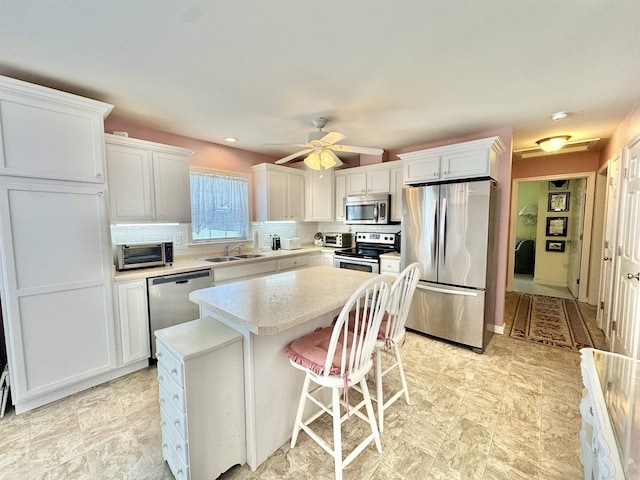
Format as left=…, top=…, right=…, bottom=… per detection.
left=149, top=269, right=211, bottom=286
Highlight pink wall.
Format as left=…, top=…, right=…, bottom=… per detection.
left=512, top=151, right=600, bottom=179
left=389, top=127, right=514, bottom=330
left=105, top=114, right=277, bottom=174
left=600, top=100, right=640, bottom=164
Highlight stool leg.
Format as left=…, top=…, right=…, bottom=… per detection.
left=332, top=387, right=343, bottom=480
left=375, top=347, right=384, bottom=432
left=291, top=373, right=311, bottom=448
left=395, top=344, right=410, bottom=405
left=360, top=378, right=382, bottom=453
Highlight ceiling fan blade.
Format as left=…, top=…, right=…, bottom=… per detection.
left=330, top=144, right=384, bottom=155
left=265, top=143, right=310, bottom=148
left=275, top=148, right=314, bottom=164
left=320, top=131, right=347, bottom=145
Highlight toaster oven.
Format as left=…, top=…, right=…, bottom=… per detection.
left=323, top=233, right=353, bottom=248
left=115, top=242, right=173, bottom=271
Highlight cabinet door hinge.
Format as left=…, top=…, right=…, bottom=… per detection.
left=600, top=301, right=605, bottom=310
left=577, top=278, right=580, bottom=285
left=612, top=320, right=617, bottom=331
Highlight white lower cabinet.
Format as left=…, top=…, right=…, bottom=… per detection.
left=277, top=255, right=310, bottom=271
left=310, top=252, right=335, bottom=267
left=115, top=280, right=150, bottom=365
left=0, top=178, right=118, bottom=411
left=214, top=260, right=278, bottom=286
left=155, top=317, right=245, bottom=480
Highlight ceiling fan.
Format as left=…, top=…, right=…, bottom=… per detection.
left=272, top=118, right=383, bottom=170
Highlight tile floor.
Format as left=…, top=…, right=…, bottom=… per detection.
left=0, top=294, right=607, bottom=480
left=513, top=273, right=574, bottom=300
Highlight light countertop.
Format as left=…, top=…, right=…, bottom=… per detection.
left=113, top=246, right=342, bottom=282
left=189, top=266, right=380, bottom=335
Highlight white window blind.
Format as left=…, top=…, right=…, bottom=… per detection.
left=190, top=170, right=249, bottom=242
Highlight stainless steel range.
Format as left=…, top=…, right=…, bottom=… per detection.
left=333, top=232, right=398, bottom=273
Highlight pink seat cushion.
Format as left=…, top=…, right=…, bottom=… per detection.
left=285, top=327, right=353, bottom=376
left=333, top=309, right=389, bottom=340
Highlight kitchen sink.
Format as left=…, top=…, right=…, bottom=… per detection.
left=234, top=253, right=266, bottom=259
left=200, top=256, right=242, bottom=262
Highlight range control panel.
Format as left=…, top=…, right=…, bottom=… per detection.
left=355, top=232, right=396, bottom=246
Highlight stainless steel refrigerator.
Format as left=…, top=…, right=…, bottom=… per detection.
left=401, top=180, right=498, bottom=352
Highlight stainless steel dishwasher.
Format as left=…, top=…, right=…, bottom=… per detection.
left=147, top=269, right=213, bottom=358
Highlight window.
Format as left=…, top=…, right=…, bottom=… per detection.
left=190, top=168, right=250, bottom=242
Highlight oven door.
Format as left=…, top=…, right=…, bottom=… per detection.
left=333, top=255, right=380, bottom=274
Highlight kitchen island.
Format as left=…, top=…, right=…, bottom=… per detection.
left=189, top=266, right=379, bottom=470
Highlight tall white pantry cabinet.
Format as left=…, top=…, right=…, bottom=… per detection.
left=0, top=75, right=120, bottom=413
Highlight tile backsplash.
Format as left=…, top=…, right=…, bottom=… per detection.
left=110, top=221, right=401, bottom=256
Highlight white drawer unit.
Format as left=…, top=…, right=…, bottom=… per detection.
left=155, top=317, right=245, bottom=480
left=278, top=255, right=310, bottom=271
left=380, top=253, right=402, bottom=276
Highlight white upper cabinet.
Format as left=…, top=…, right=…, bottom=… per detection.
left=0, top=75, right=113, bottom=183
left=105, top=134, right=193, bottom=223
left=253, top=163, right=305, bottom=221
left=334, top=172, right=347, bottom=221
left=345, top=167, right=390, bottom=195
left=400, top=136, right=506, bottom=184
left=305, top=167, right=334, bottom=221
left=390, top=164, right=404, bottom=222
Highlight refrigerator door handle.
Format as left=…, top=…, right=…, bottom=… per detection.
left=417, top=283, right=479, bottom=297
left=431, top=198, right=438, bottom=265
left=439, top=197, right=447, bottom=268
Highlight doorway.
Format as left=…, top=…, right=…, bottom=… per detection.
left=507, top=172, right=596, bottom=303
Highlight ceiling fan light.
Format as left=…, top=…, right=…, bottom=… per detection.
left=319, top=149, right=338, bottom=169
left=536, top=135, right=571, bottom=152
left=304, top=151, right=321, bottom=170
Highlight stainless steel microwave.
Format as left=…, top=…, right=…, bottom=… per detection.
left=344, top=193, right=391, bottom=225
left=115, top=242, right=173, bottom=271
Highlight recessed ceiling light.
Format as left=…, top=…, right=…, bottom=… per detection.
left=224, top=137, right=238, bottom=143
left=551, top=111, right=568, bottom=121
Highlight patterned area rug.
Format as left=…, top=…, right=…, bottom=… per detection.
left=509, top=293, right=595, bottom=351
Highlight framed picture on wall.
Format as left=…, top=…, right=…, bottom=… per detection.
left=546, top=240, right=566, bottom=252
left=549, top=179, right=569, bottom=190
left=548, top=192, right=570, bottom=212
left=546, top=216, right=568, bottom=236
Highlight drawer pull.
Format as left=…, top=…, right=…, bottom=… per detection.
left=177, top=469, right=183, bottom=475
left=174, top=419, right=181, bottom=427
left=160, top=398, right=165, bottom=404
left=171, top=368, right=178, bottom=375
left=156, top=352, right=163, bottom=358
left=161, top=421, right=166, bottom=427
left=158, top=375, right=164, bottom=382
left=163, top=443, right=168, bottom=449
left=173, top=394, right=179, bottom=401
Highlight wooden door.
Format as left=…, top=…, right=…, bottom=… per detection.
left=598, top=155, right=621, bottom=340
left=612, top=137, right=640, bottom=358
left=567, top=178, right=586, bottom=298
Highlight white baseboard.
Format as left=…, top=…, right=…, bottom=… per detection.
left=490, top=324, right=505, bottom=335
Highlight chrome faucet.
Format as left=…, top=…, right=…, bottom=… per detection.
left=224, top=243, right=243, bottom=256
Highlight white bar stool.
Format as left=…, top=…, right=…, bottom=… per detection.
left=285, top=275, right=392, bottom=480
left=374, top=262, right=420, bottom=432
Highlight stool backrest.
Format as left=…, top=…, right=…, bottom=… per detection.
left=325, top=276, right=391, bottom=378
left=383, top=263, right=420, bottom=344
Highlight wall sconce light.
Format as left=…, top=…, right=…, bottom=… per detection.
left=518, top=204, right=538, bottom=225
left=536, top=135, right=571, bottom=152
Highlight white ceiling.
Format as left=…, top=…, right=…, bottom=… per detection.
left=1, top=1, right=639, bottom=160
